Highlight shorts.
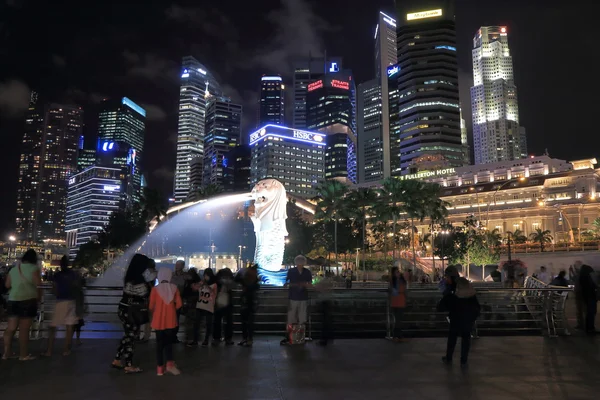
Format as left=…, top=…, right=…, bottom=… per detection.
left=287, top=300, right=308, bottom=325
left=50, top=300, right=78, bottom=327
left=7, top=299, right=38, bottom=318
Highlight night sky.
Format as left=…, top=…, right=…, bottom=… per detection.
left=0, top=0, right=597, bottom=237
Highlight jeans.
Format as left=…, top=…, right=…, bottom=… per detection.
left=155, top=329, right=175, bottom=366
left=241, top=308, right=255, bottom=341
left=193, top=309, right=213, bottom=343
left=173, top=308, right=182, bottom=338
left=446, top=328, right=471, bottom=364
left=213, top=304, right=233, bottom=342
left=392, top=308, right=404, bottom=338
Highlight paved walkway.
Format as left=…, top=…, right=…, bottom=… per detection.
left=1, top=336, right=600, bottom=399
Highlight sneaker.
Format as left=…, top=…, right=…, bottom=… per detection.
left=166, top=362, right=181, bottom=376
left=243, top=340, right=253, bottom=347
left=186, top=341, right=198, bottom=348
left=157, top=366, right=165, bottom=376
left=201, top=341, right=209, bottom=347
left=238, top=340, right=247, bottom=346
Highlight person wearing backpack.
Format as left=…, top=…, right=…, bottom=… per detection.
left=149, top=267, right=182, bottom=376
left=2, top=249, right=42, bottom=361
left=438, top=277, right=480, bottom=368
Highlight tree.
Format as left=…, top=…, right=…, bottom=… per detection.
left=593, top=217, right=600, bottom=238
left=100, top=209, right=146, bottom=250
left=283, top=200, right=312, bottom=264
left=529, top=228, right=553, bottom=251
left=484, top=228, right=502, bottom=247
left=189, top=184, right=223, bottom=202
left=314, top=180, right=349, bottom=264
left=510, top=229, right=528, bottom=244
left=346, top=188, right=378, bottom=272
left=139, top=187, right=167, bottom=226
left=376, top=178, right=410, bottom=260
left=73, top=240, right=104, bottom=270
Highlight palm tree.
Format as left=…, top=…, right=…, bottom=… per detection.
left=510, top=229, right=528, bottom=244
left=422, top=185, right=449, bottom=272
left=139, top=187, right=167, bottom=226
left=401, top=180, right=431, bottom=270
left=529, top=228, right=553, bottom=252
left=346, top=188, right=379, bottom=273
left=484, top=228, right=502, bottom=247
left=315, top=180, right=349, bottom=264
left=377, top=178, right=410, bottom=260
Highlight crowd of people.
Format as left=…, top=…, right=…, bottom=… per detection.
left=1, top=249, right=599, bottom=374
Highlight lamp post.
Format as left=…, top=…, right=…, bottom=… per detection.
left=440, top=230, right=448, bottom=273
left=506, top=231, right=512, bottom=262
left=237, top=245, right=246, bottom=271
left=210, top=242, right=216, bottom=270
left=486, top=177, right=526, bottom=227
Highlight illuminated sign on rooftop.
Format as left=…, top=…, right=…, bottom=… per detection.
left=387, top=64, right=400, bottom=77
left=262, top=76, right=283, bottom=81
left=330, top=79, right=349, bottom=90
left=329, top=62, right=339, bottom=73
left=198, top=68, right=207, bottom=75
left=121, top=97, right=146, bottom=117
left=308, top=80, right=323, bottom=92
left=249, top=125, right=326, bottom=146
left=406, top=8, right=443, bottom=21
left=399, top=168, right=455, bottom=181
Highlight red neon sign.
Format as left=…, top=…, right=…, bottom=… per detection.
left=308, top=80, right=323, bottom=92
left=330, top=79, right=349, bottom=90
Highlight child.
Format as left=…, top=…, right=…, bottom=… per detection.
left=188, top=268, right=217, bottom=347
left=149, top=267, right=183, bottom=376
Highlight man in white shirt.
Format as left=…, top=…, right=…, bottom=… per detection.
left=537, top=266, right=550, bottom=284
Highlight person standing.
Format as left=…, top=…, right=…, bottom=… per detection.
left=74, top=268, right=87, bottom=345
left=579, top=265, right=598, bottom=335
left=149, top=268, right=182, bottom=376
left=389, top=267, right=407, bottom=342
left=111, top=254, right=153, bottom=373
left=188, top=268, right=217, bottom=347
left=170, top=260, right=188, bottom=343
left=571, top=261, right=585, bottom=330
left=280, top=255, right=312, bottom=345
left=238, top=266, right=259, bottom=347
left=438, top=277, right=480, bottom=368
left=139, top=260, right=157, bottom=343
left=537, top=266, right=550, bottom=284
left=213, top=268, right=235, bottom=346
left=2, top=249, right=41, bottom=361
left=183, top=268, right=201, bottom=344
left=43, top=256, right=80, bottom=357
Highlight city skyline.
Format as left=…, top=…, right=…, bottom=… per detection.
left=0, top=0, right=596, bottom=236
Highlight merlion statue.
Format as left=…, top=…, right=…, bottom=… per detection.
left=251, top=179, right=288, bottom=273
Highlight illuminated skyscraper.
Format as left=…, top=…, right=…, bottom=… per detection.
left=250, top=124, right=325, bottom=198
left=393, top=0, right=464, bottom=175
left=15, top=93, right=83, bottom=240
left=173, top=56, right=222, bottom=203
left=201, top=96, right=242, bottom=190
left=97, top=97, right=145, bottom=204
left=471, top=26, right=526, bottom=164
left=357, top=79, right=383, bottom=183
left=259, top=75, right=285, bottom=126
left=292, top=55, right=342, bottom=129
left=306, top=70, right=357, bottom=183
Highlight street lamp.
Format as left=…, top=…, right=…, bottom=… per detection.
left=237, top=245, right=246, bottom=270
left=485, top=177, right=527, bottom=227
left=210, top=242, right=216, bottom=270
left=439, top=230, right=449, bottom=273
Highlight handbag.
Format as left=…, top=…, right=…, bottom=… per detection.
left=287, top=323, right=306, bottom=345
left=127, top=303, right=149, bottom=326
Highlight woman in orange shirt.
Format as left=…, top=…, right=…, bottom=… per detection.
left=149, top=267, right=183, bottom=376
left=390, top=267, right=407, bottom=342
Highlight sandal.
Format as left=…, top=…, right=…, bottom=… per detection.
left=19, top=355, right=36, bottom=361
left=124, top=366, right=143, bottom=374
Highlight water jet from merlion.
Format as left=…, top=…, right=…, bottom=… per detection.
left=93, top=179, right=291, bottom=287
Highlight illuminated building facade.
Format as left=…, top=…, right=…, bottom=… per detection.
left=66, top=166, right=126, bottom=258
left=259, top=76, right=285, bottom=126
left=393, top=0, right=464, bottom=176
left=375, top=11, right=398, bottom=179
left=306, top=71, right=357, bottom=183
left=357, top=79, right=383, bottom=182
left=174, top=56, right=222, bottom=202
left=202, top=96, right=242, bottom=190
left=250, top=125, right=325, bottom=198
left=97, top=97, right=145, bottom=204
left=292, top=56, right=342, bottom=129
left=471, top=26, right=526, bottom=164
left=16, top=92, right=83, bottom=241
left=77, top=148, right=96, bottom=172
left=223, top=145, right=251, bottom=192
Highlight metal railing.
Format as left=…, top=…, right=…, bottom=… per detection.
left=0, top=283, right=572, bottom=339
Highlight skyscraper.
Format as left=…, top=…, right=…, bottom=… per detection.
left=97, top=97, right=145, bottom=204
left=223, top=145, right=251, bottom=193
left=357, top=79, right=383, bottom=183
left=250, top=125, right=325, bottom=198
left=292, top=55, right=342, bottom=129
left=16, top=93, right=83, bottom=241
left=201, top=96, right=242, bottom=190
left=259, top=75, right=285, bottom=126
left=173, top=56, right=222, bottom=203
left=393, top=0, right=464, bottom=175
left=306, top=70, right=357, bottom=183
left=471, top=26, right=526, bottom=164
left=375, top=11, right=398, bottom=178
